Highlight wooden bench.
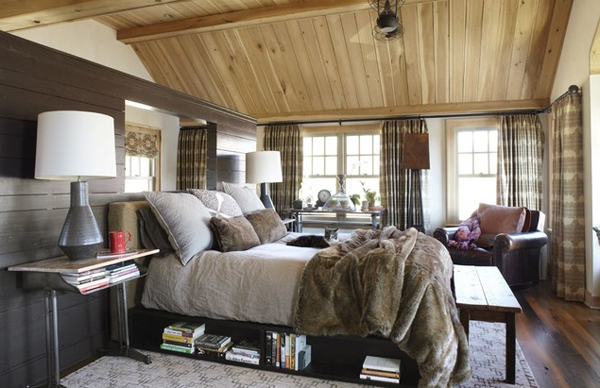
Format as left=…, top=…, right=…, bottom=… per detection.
left=453, top=265, right=523, bottom=384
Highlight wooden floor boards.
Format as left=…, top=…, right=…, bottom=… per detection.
left=515, top=281, right=600, bottom=388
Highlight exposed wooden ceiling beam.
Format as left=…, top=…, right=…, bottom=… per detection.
left=0, top=0, right=188, bottom=32
left=254, top=99, right=549, bottom=124
left=118, top=0, right=439, bottom=44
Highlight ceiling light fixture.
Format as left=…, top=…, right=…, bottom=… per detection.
left=369, top=0, right=405, bottom=43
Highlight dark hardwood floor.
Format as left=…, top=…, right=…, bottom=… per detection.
left=515, top=281, right=600, bottom=388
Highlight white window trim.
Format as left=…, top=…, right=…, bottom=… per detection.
left=445, top=117, right=499, bottom=225
left=125, top=123, right=162, bottom=192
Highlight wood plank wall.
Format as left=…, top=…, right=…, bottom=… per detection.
left=0, top=31, right=256, bottom=387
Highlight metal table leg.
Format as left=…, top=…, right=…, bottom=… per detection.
left=27, top=290, right=66, bottom=388
left=106, top=282, right=151, bottom=364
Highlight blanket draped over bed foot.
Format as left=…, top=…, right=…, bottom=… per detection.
left=293, top=226, right=471, bottom=388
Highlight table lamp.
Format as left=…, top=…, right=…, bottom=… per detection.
left=35, top=111, right=116, bottom=260
left=245, top=151, right=283, bottom=209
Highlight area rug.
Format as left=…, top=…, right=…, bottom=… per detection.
left=62, top=321, right=538, bottom=388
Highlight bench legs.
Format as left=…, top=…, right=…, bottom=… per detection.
left=459, top=309, right=517, bottom=384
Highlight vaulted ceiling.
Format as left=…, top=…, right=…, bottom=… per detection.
left=0, top=0, right=573, bottom=123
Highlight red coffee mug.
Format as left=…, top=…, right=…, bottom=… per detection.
left=109, top=231, right=132, bottom=254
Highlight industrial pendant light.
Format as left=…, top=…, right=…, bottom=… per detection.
left=369, top=0, right=405, bottom=42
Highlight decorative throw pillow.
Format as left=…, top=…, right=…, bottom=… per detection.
left=477, top=203, right=527, bottom=234
left=144, top=192, right=213, bottom=265
left=209, top=216, right=260, bottom=252
left=245, top=209, right=287, bottom=244
left=222, top=182, right=265, bottom=214
left=136, top=207, right=174, bottom=257
left=188, top=189, right=243, bottom=218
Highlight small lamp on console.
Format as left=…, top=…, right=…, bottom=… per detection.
left=35, top=110, right=116, bottom=261
left=245, top=151, right=283, bottom=209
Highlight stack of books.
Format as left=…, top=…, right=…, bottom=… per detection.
left=265, top=331, right=311, bottom=370
left=360, top=355, right=401, bottom=384
left=195, top=333, right=233, bottom=359
left=61, top=269, right=109, bottom=294
left=160, top=321, right=206, bottom=355
left=106, top=261, right=140, bottom=284
left=225, top=339, right=260, bottom=365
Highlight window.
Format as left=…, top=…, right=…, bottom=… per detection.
left=302, top=125, right=380, bottom=203
left=125, top=124, right=161, bottom=192
left=446, top=118, right=498, bottom=224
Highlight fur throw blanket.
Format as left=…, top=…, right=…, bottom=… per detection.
left=293, top=226, right=471, bottom=388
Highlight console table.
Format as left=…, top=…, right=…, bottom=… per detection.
left=283, top=208, right=387, bottom=232
left=9, top=248, right=158, bottom=388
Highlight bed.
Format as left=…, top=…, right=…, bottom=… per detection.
left=108, top=189, right=471, bottom=388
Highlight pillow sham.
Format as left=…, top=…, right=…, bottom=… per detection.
left=477, top=203, right=527, bottom=235
left=188, top=189, right=243, bottom=218
left=245, top=208, right=287, bottom=244
left=144, top=192, right=213, bottom=265
left=222, top=182, right=265, bottom=214
left=210, top=215, right=260, bottom=252
left=136, top=207, right=174, bottom=257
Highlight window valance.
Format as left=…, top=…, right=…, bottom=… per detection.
left=125, top=129, right=159, bottom=159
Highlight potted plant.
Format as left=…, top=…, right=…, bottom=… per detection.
left=365, top=190, right=377, bottom=207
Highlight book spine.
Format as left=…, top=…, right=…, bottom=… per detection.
left=281, top=334, right=287, bottom=369
left=169, top=322, right=205, bottom=334
left=294, top=335, right=307, bottom=371
left=275, top=333, right=281, bottom=368
left=162, top=333, right=194, bottom=344
left=225, top=352, right=260, bottom=365
left=163, top=339, right=193, bottom=348
left=160, top=343, right=194, bottom=354
left=289, top=334, right=295, bottom=370
left=359, top=374, right=400, bottom=383
left=196, top=347, right=226, bottom=359
left=265, top=331, right=273, bottom=366
left=195, top=339, right=231, bottom=350
left=164, top=327, right=195, bottom=337
left=298, top=344, right=311, bottom=370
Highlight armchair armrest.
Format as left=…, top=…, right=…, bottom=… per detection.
left=433, top=227, right=460, bottom=246
left=494, top=231, right=548, bottom=252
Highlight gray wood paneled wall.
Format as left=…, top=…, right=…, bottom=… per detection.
left=0, top=31, right=256, bottom=387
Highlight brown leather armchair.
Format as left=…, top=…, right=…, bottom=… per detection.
left=434, top=210, right=548, bottom=286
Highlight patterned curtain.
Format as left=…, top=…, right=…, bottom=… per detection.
left=497, top=114, right=544, bottom=209
left=263, top=124, right=302, bottom=214
left=176, top=128, right=207, bottom=190
left=550, top=93, right=585, bottom=301
left=380, top=119, right=429, bottom=230
left=125, top=130, right=159, bottom=158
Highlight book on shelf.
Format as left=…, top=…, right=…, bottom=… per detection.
left=109, top=268, right=140, bottom=283
left=74, top=277, right=110, bottom=293
left=359, top=373, right=400, bottom=383
left=96, top=249, right=138, bottom=259
left=168, top=321, right=206, bottom=336
left=265, top=331, right=274, bottom=365
left=194, top=333, right=232, bottom=350
left=61, top=268, right=107, bottom=284
left=360, top=368, right=401, bottom=379
left=225, top=350, right=260, bottom=365
left=362, top=355, right=401, bottom=373
left=163, top=339, right=193, bottom=348
left=297, top=345, right=312, bottom=370
left=231, top=339, right=260, bottom=357
left=263, top=331, right=307, bottom=370
left=196, top=342, right=232, bottom=359
left=160, top=342, right=195, bottom=354
left=162, top=333, right=196, bottom=345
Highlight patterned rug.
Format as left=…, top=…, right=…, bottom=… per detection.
left=62, top=321, right=538, bottom=388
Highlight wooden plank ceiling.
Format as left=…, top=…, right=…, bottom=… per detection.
left=0, top=0, right=573, bottom=123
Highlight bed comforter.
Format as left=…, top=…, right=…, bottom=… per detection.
left=294, top=226, right=471, bottom=388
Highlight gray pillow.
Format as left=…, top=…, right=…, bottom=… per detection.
left=222, top=182, right=265, bottom=214
left=144, top=192, right=213, bottom=265
left=136, top=207, right=174, bottom=257
left=245, top=209, right=287, bottom=244
left=209, top=216, right=260, bottom=252
left=188, top=189, right=243, bottom=218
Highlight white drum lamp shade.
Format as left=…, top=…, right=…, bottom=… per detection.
left=246, top=151, right=282, bottom=208
left=35, top=111, right=116, bottom=260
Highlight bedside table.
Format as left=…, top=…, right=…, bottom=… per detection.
left=9, top=248, right=159, bottom=388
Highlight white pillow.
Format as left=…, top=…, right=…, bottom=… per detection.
left=222, top=182, right=265, bottom=214
left=144, top=192, right=213, bottom=265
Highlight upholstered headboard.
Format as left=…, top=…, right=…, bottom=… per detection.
left=107, top=200, right=150, bottom=340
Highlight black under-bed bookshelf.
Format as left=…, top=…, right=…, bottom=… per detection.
left=128, top=306, right=419, bottom=387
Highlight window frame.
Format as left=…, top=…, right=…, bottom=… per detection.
left=445, top=117, right=499, bottom=224
left=124, top=123, right=161, bottom=193
left=301, top=124, right=380, bottom=201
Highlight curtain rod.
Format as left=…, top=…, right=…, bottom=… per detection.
left=257, top=85, right=580, bottom=127
left=538, top=84, right=580, bottom=113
